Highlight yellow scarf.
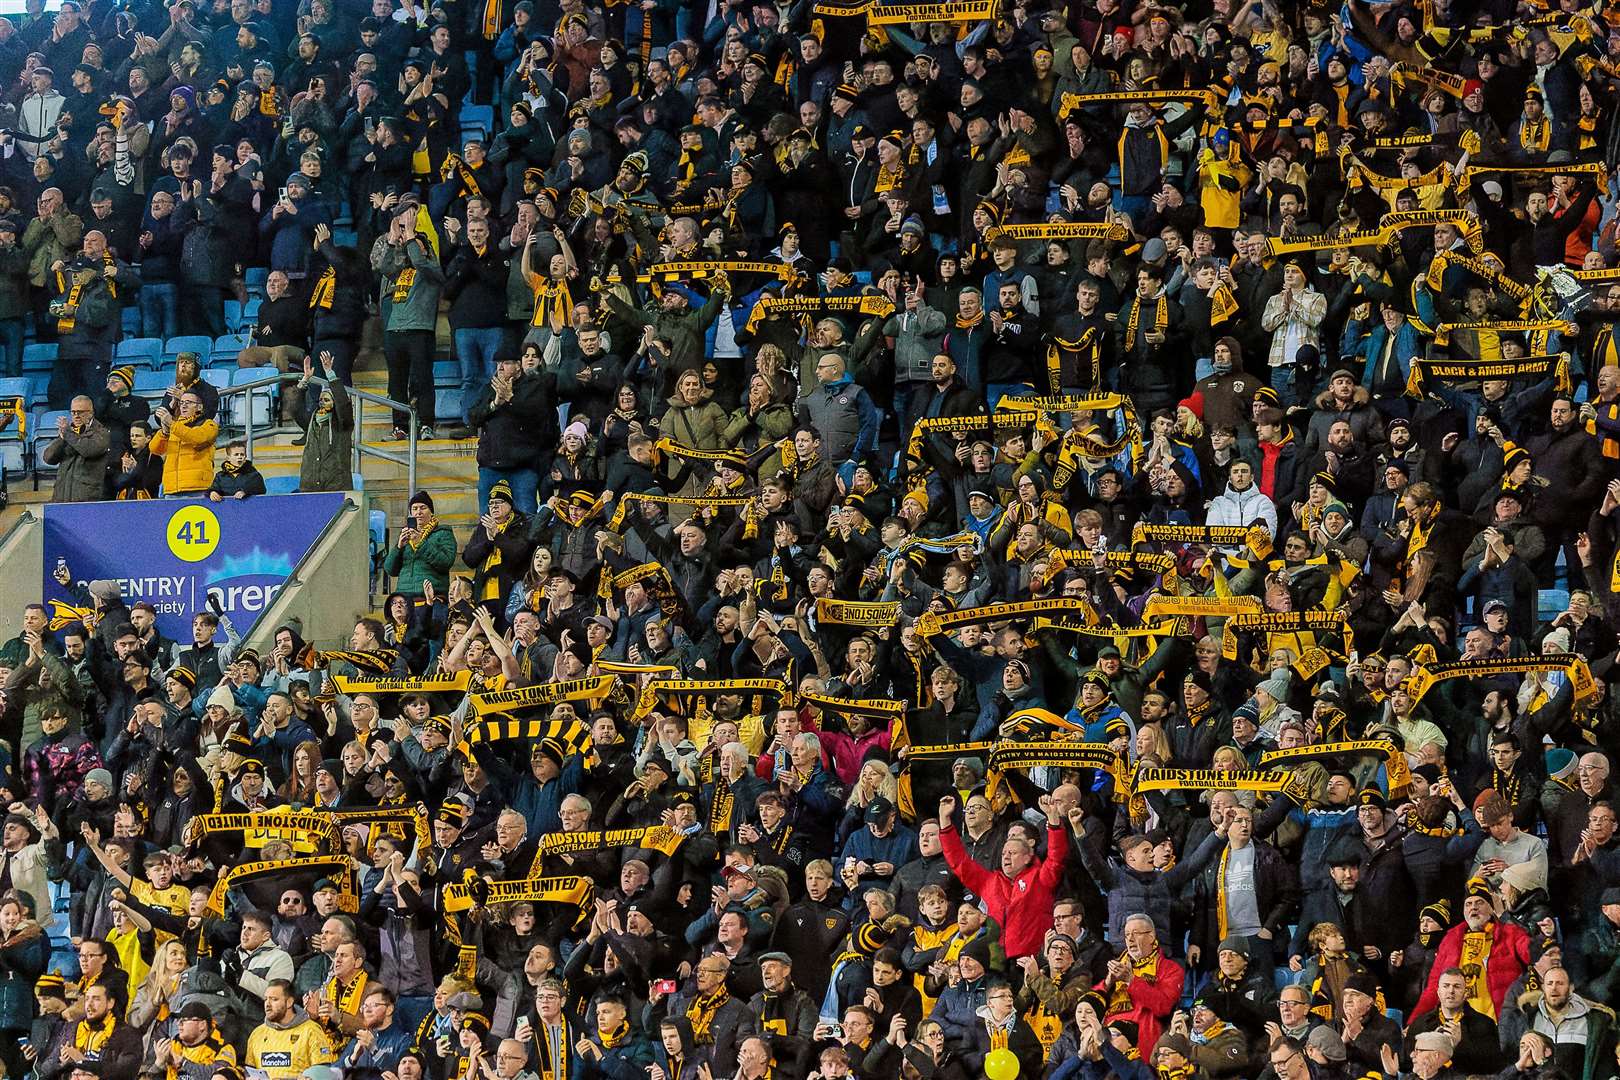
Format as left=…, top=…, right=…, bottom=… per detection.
left=324, top=970, right=369, bottom=1025
left=1459, top=927, right=1495, bottom=1018
left=1107, top=950, right=1160, bottom=1014
left=310, top=267, right=336, bottom=310
left=1025, top=971, right=1066, bottom=1051
left=955, top=310, right=985, bottom=331
left=531, top=276, right=574, bottom=332
left=1519, top=117, right=1550, bottom=153
left=1125, top=295, right=1168, bottom=351
left=409, top=517, right=439, bottom=550
left=598, top=1020, right=630, bottom=1049
left=686, top=987, right=731, bottom=1043
left=75, top=1014, right=116, bottom=1053
left=56, top=271, right=86, bottom=334
left=391, top=268, right=417, bottom=303
left=874, top=162, right=905, bottom=193
left=479, top=519, right=509, bottom=601
left=538, top=1018, right=572, bottom=1080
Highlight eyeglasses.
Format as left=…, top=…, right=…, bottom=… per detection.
left=1278, top=998, right=1309, bottom=1009
left=1270, top=1052, right=1301, bottom=1070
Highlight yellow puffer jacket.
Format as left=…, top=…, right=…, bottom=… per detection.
left=151, top=418, right=219, bottom=494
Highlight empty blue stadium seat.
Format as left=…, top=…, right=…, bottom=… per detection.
left=132, top=371, right=171, bottom=401
left=213, top=334, right=250, bottom=363
left=22, top=343, right=55, bottom=372
left=460, top=104, right=493, bottom=141
left=234, top=365, right=279, bottom=426
left=264, top=475, right=300, bottom=494
left=115, top=338, right=163, bottom=369
left=164, top=335, right=215, bottom=364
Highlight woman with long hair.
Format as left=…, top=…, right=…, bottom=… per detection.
left=129, top=939, right=189, bottom=1033
left=0, top=893, right=47, bottom=1078
left=282, top=739, right=323, bottom=804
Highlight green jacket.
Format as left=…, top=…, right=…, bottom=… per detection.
left=383, top=521, right=458, bottom=596
left=299, top=376, right=355, bottom=493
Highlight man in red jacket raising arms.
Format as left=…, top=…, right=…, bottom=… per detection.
left=937, top=793, right=1073, bottom=960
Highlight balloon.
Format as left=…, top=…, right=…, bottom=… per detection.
left=984, top=1048, right=1021, bottom=1080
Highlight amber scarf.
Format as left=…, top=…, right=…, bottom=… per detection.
left=310, top=267, right=336, bottom=310
left=687, top=987, right=732, bottom=1043
left=1125, top=294, right=1168, bottom=351
left=531, top=276, right=573, bottom=331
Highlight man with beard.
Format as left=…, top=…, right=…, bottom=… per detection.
left=1414, top=878, right=1530, bottom=1020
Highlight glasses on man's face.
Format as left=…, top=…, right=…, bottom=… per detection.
left=1279, top=998, right=1308, bottom=1009
left=1270, top=1051, right=1300, bottom=1070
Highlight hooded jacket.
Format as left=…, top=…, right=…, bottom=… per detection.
left=1206, top=480, right=1279, bottom=538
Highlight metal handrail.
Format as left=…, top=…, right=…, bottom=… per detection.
left=213, top=372, right=418, bottom=495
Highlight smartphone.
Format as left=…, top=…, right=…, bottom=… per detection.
left=55, top=557, right=66, bottom=572
left=365, top=116, right=376, bottom=134
left=278, top=187, right=288, bottom=201
left=654, top=979, right=678, bottom=994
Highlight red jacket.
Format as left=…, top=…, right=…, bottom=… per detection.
left=938, top=821, right=1068, bottom=958
left=1412, top=919, right=1530, bottom=1018
left=1094, top=951, right=1186, bottom=1054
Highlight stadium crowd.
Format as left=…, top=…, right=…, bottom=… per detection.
left=12, top=0, right=1620, bottom=1077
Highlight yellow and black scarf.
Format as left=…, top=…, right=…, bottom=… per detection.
left=324, top=970, right=369, bottom=1026
left=409, top=518, right=439, bottom=550
left=687, top=988, right=732, bottom=1043
left=598, top=1020, right=631, bottom=1049
left=537, top=1018, right=573, bottom=1080
left=391, top=268, right=417, bottom=304
left=531, top=276, right=573, bottom=332
left=310, top=267, right=336, bottom=310
left=55, top=270, right=86, bottom=334
left=74, top=1014, right=116, bottom=1054
left=1125, top=296, right=1168, bottom=351
left=1519, top=117, right=1550, bottom=153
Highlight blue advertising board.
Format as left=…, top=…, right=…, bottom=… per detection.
left=42, top=493, right=347, bottom=639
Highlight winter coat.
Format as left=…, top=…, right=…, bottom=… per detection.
left=299, top=377, right=355, bottom=493
left=1413, top=918, right=1530, bottom=1018
left=1205, top=480, right=1279, bottom=537
left=42, top=419, right=110, bottom=503
left=1190, top=839, right=1301, bottom=955
left=1304, top=385, right=1385, bottom=456
left=938, top=821, right=1068, bottom=958
left=1077, top=829, right=1228, bottom=945
left=0, top=922, right=48, bottom=1030
left=150, top=418, right=219, bottom=495
left=383, top=523, right=457, bottom=596
left=657, top=392, right=727, bottom=453
left=469, top=372, right=558, bottom=471
left=1526, top=422, right=1608, bottom=530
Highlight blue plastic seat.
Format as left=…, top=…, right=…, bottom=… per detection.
left=115, top=337, right=163, bottom=369
left=264, top=475, right=300, bottom=494
left=213, top=334, right=250, bottom=363
left=22, top=343, right=56, bottom=372
left=163, top=335, right=215, bottom=365
left=432, top=360, right=460, bottom=387
left=460, top=104, right=493, bottom=141
left=233, top=365, right=279, bottom=426
left=31, top=409, right=67, bottom=471
left=132, top=370, right=171, bottom=403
